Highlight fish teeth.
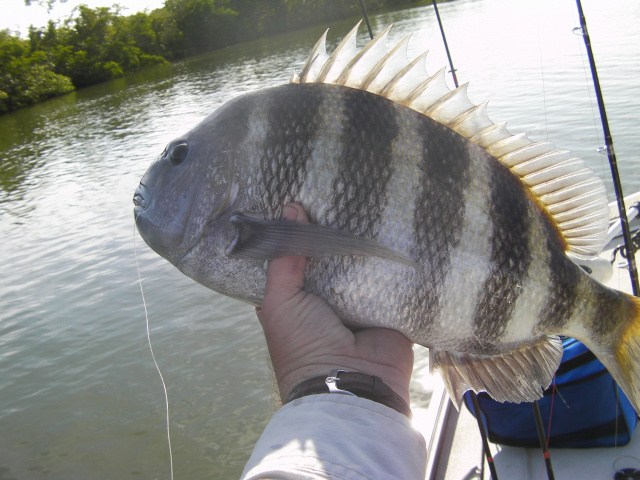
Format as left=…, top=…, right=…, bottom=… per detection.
left=294, top=23, right=610, bottom=258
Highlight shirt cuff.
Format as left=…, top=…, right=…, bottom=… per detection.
left=240, top=394, right=427, bottom=480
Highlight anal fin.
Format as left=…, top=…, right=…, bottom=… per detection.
left=432, top=335, right=563, bottom=408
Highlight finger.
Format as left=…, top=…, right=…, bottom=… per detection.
left=263, top=203, right=310, bottom=299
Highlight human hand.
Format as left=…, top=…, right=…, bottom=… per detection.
left=256, top=203, right=414, bottom=406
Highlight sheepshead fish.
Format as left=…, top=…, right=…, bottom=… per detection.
left=133, top=23, right=640, bottom=411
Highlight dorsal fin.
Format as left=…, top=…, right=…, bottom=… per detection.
left=291, top=24, right=609, bottom=258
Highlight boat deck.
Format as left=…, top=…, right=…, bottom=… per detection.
left=428, top=397, right=640, bottom=479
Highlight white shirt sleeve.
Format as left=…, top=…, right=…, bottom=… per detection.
left=240, top=394, right=427, bottom=480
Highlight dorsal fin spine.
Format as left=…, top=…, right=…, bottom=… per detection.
left=296, top=29, right=329, bottom=83
left=554, top=201, right=607, bottom=222
left=532, top=172, right=598, bottom=196
left=470, top=122, right=511, bottom=148
left=501, top=142, right=557, bottom=168
left=406, top=68, right=451, bottom=113
left=509, top=149, right=574, bottom=175
left=337, top=24, right=393, bottom=87
left=450, top=102, right=494, bottom=138
left=486, top=133, right=533, bottom=158
left=405, top=68, right=443, bottom=104
left=361, top=34, right=412, bottom=93
left=548, top=194, right=604, bottom=216
left=379, top=52, right=428, bottom=100
left=521, top=159, right=587, bottom=186
left=427, top=83, right=475, bottom=124
left=317, top=21, right=361, bottom=83
left=294, top=24, right=610, bottom=257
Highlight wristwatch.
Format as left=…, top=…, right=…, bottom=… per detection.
left=284, top=369, right=411, bottom=418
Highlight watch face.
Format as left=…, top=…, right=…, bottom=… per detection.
left=615, top=469, right=640, bottom=480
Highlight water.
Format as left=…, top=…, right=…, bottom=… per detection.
left=1, top=0, right=639, bottom=478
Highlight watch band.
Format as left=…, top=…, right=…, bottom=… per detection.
left=284, top=369, right=411, bottom=418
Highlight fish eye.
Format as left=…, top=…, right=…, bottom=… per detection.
left=170, top=142, right=189, bottom=165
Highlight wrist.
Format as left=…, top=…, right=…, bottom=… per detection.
left=276, top=363, right=342, bottom=401
left=283, top=369, right=412, bottom=417
left=275, top=360, right=411, bottom=406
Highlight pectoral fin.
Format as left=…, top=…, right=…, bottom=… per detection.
left=226, top=213, right=417, bottom=267
left=432, top=335, right=563, bottom=408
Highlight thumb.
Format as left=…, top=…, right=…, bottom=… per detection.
left=262, top=203, right=310, bottom=301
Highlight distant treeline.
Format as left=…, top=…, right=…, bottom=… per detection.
left=0, top=0, right=419, bottom=113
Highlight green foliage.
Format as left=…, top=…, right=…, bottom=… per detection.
left=24, top=0, right=66, bottom=11
left=4, top=0, right=417, bottom=112
left=0, top=29, right=74, bottom=113
left=48, top=5, right=168, bottom=87
left=162, top=0, right=239, bottom=56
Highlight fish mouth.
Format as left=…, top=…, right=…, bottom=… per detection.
left=133, top=183, right=150, bottom=219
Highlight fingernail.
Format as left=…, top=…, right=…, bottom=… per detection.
left=282, top=204, right=297, bottom=221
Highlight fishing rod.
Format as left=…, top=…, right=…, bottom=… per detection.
left=574, top=0, right=639, bottom=296
left=432, top=0, right=458, bottom=88
left=533, top=401, right=556, bottom=480
left=469, top=393, right=500, bottom=480
left=358, top=0, right=374, bottom=39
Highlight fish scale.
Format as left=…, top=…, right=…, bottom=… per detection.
left=473, top=164, right=533, bottom=343
left=538, top=224, right=582, bottom=332
left=328, top=88, right=397, bottom=237
left=259, top=89, right=319, bottom=212
left=134, top=24, right=640, bottom=414
left=412, top=121, right=474, bottom=341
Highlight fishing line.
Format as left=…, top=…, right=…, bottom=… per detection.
left=571, top=22, right=608, bottom=179
left=133, top=224, right=174, bottom=480
left=535, top=10, right=548, bottom=141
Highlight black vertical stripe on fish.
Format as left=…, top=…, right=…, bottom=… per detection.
left=327, top=87, right=398, bottom=237
left=412, top=118, right=474, bottom=322
left=259, top=84, right=324, bottom=213
left=539, top=222, right=583, bottom=331
left=472, top=164, right=532, bottom=342
left=583, top=283, right=634, bottom=338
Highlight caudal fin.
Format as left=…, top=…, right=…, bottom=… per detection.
left=585, top=292, right=640, bottom=415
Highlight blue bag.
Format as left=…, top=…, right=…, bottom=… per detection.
left=463, top=338, right=638, bottom=448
